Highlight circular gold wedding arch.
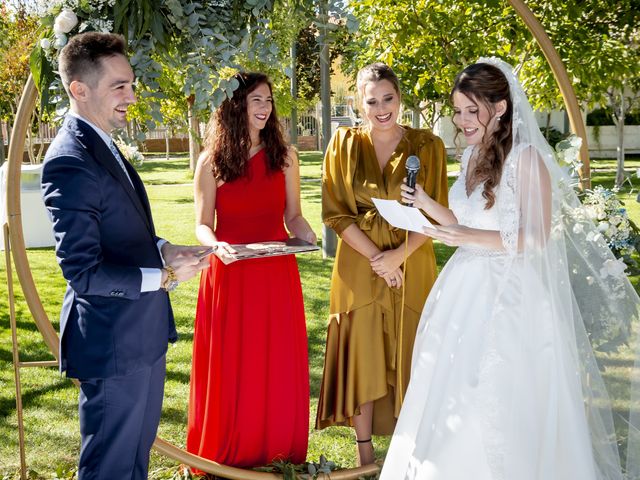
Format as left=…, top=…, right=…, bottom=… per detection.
left=5, top=1, right=589, bottom=478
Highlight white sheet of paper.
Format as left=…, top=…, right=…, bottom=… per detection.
left=372, top=198, right=435, bottom=233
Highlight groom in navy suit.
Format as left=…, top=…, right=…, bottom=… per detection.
left=41, top=32, right=209, bottom=479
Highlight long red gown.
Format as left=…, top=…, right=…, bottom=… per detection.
left=186, top=149, right=309, bottom=468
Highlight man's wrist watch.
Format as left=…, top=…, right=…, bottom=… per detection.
left=161, top=266, right=179, bottom=292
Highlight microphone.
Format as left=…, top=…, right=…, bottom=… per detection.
left=405, top=155, right=420, bottom=207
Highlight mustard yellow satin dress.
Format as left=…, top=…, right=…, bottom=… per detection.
left=316, top=126, right=449, bottom=435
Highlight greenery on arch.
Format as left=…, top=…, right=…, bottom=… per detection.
left=29, top=0, right=281, bottom=125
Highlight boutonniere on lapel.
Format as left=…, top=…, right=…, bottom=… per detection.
left=113, top=138, right=145, bottom=168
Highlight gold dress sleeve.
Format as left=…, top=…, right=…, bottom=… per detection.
left=321, top=127, right=359, bottom=235
left=322, top=127, right=376, bottom=313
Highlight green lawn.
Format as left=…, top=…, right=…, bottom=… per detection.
left=0, top=152, right=638, bottom=479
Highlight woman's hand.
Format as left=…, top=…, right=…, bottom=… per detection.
left=423, top=224, right=474, bottom=247
left=383, top=268, right=403, bottom=289
left=301, top=230, right=317, bottom=245
left=370, top=248, right=404, bottom=277
left=211, top=241, right=238, bottom=263
left=400, top=182, right=430, bottom=210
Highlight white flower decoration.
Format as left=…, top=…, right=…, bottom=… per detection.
left=114, top=140, right=145, bottom=167
left=600, top=258, right=627, bottom=279
left=586, top=230, right=602, bottom=243
left=53, top=9, right=79, bottom=35
left=40, top=38, right=52, bottom=49
left=54, top=33, right=68, bottom=49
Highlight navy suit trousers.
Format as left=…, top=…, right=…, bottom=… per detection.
left=77, top=355, right=166, bottom=480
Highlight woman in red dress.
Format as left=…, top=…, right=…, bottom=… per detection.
left=187, top=72, right=316, bottom=468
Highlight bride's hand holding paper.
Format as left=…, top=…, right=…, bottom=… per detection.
left=423, top=224, right=475, bottom=247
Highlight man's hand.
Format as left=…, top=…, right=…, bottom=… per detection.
left=161, top=243, right=211, bottom=282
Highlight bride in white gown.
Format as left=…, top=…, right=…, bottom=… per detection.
left=380, top=58, right=640, bottom=480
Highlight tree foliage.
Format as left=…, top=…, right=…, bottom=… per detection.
left=256, top=0, right=355, bottom=114
left=345, top=0, right=640, bottom=126
left=0, top=4, right=39, bottom=123
left=293, top=21, right=352, bottom=103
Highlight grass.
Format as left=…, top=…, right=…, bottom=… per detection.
left=0, top=151, right=638, bottom=479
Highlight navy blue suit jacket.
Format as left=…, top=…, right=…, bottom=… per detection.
left=41, top=116, right=177, bottom=379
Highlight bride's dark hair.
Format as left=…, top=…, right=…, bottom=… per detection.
left=451, top=63, right=513, bottom=209
left=203, top=72, right=288, bottom=183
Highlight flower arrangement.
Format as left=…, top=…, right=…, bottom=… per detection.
left=556, top=135, right=640, bottom=276
left=577, top=185, right=640, bottom=273
left=31, top=0, right=118, bottom=111
left=555, top=134, right=583, bottom=180
left=40, top=2, right=116, bottom=48
left=580, top=186, right=637, bottom=253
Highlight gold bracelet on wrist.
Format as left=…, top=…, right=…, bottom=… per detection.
left=162, top=265, right=179, bottom=292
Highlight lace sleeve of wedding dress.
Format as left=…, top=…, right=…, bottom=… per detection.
left=479, top=56, right=640, bottom=480
left=496, top=147, right=519, bottom=255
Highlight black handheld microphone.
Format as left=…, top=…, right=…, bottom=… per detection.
left=405, top=155, right=420, bottom=207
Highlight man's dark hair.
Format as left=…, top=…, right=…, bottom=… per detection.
left=58, top=32, right=126, bottom=91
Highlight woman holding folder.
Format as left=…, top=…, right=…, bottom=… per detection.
left=186, top=72, right=316, bottom=469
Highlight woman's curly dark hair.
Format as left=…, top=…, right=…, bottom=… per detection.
left=451, top=63, right=513, bottom=210
left=203, top=72, right=288, bottom=182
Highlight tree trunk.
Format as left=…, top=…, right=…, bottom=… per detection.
left=26, top=115, right=36, bottom=164
left=615, top=88, right=626, bottom=188
left=187, top=96, right=200, bottom=171
left=319, top=0, right=336, bottom=258
left=412, top=107, right=421, bottom=129
left=0, top=122, right=5, bottom=165
left=545, top=111, right=551, bottom=141
left=165, top=128, right=170, bottom=161
left=290, top=40, right=298, bottom=147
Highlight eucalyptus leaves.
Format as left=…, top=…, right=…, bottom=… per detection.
left=30, top=0, right=277, bottom=125
left=257, top=454, right=339, bottom=479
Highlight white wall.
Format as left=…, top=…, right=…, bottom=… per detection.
left=0, top=163, right=55, bottom=250
left=585, top=125, right=640, bottom=158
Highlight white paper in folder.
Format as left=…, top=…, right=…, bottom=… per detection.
left=371, top=198, right=435, bottom=234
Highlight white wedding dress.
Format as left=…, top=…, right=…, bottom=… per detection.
left=380, top=146, right=600, bottom=480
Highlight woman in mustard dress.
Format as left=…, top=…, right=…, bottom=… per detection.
left=316, top=63, right=449, bottom=465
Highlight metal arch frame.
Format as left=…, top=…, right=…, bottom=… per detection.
left=4, top=1, right=589, bottom=477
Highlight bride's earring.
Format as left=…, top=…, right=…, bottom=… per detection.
left=496, top=115, right=501, bottom=122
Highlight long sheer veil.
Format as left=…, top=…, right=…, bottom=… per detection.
left=478, top=56, right=640, bottom=479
